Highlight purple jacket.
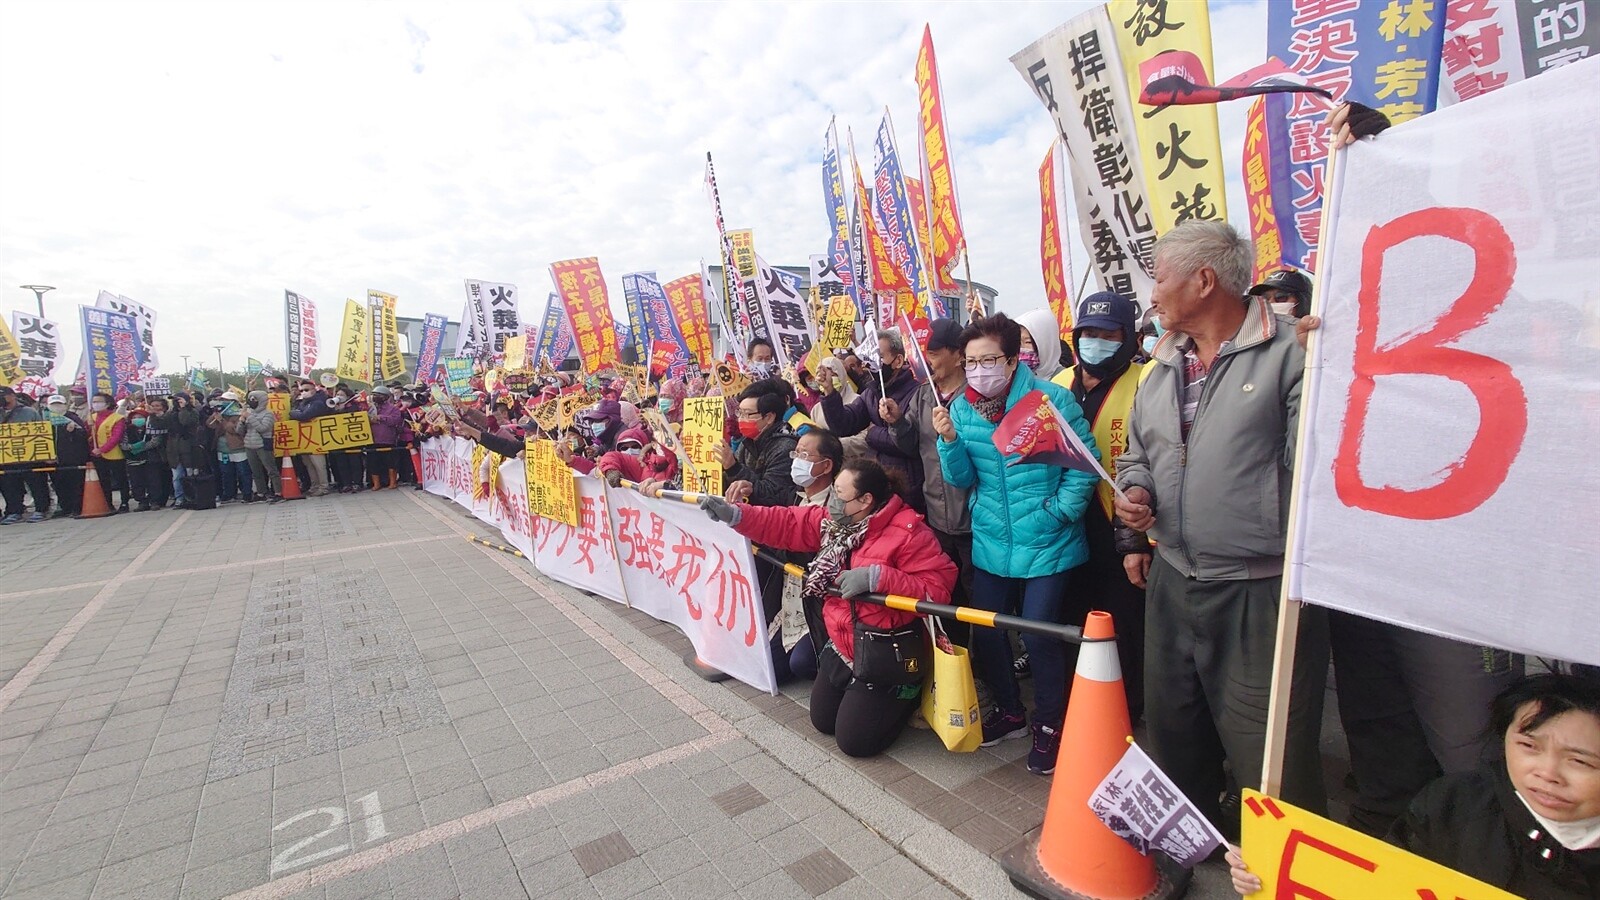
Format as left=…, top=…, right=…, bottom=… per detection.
left=369, top=400, right=406, bottom=445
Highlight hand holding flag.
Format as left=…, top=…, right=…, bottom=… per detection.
left=992, top=390, right=1126, bottom=503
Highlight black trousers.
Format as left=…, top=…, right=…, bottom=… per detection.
left=330, top=449, right=364, bottom=488
left=140, top=459, right=172, bottom=507
left=92, top=458, right=129, bottom=509
left=50, top=468, right=84, bottom=516
left=365, top=446, right=397, bottom=484
left=810, top=645, right=920, bottom=758
left=931, top=527, right=974, bottom=646
left=1, top=469, right=50, bottom=515
left=1062, top=506, right=1147, bottom=721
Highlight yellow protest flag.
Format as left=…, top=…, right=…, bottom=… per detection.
left=0, top=421, right=55, bottom=465
left=1241, top=789, right=1517, bottom=900
left=0, top=317, right=24, bottom=386
left=273, top=411, right=373, bottom=456
left=502, top=334, right=529, bottom=372
left=524, top=438, right=578, bottom=526
left=335, top=299, right=373, bottom=384
left=1108, top=0, right=1228, bottom=234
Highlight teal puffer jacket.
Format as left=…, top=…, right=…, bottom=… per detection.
left=937, top=366, right=1099, bottom=579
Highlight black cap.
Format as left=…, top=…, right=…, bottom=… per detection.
left=927, top=318, right=963, bottom=352
left=1248, top=269, right=1312, bottom=298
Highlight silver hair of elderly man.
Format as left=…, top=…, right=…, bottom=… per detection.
left=1153, top=220, right=1255, bottom=300
left=875, top=328, right=906, bottom=356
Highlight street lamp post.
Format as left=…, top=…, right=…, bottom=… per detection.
left=19, top=285, right=54, bottom=318
left=181, top=355, right=190, bottom=376
left=215, top=346, right=225, bottom=389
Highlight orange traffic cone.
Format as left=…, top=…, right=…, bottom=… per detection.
left=277, top=454, right=303, bottom=500
left=78, top=465, right=113, bottom=519
left=999, top=611, right=1180, bottom=899
left=409, top=445, right=424, bottom=486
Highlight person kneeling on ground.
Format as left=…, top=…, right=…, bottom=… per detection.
left=697, top=459, right=957, bottom=758
left=1229, top=672, right=1600, bottom=898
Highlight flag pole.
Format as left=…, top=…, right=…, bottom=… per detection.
left=961, top=243, right=982, bottom=320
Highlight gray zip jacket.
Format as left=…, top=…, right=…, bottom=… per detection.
left=1114, top=297, right=1302, bottom=581
left=891, top=379, right=971, bottom=536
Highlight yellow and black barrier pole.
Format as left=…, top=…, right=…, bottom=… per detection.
left=465, top=534, right=526, bottom=559
left=749, top=547, right=1112, bottom=646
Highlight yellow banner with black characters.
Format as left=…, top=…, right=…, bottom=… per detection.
left=1108, top=0, right=1227, bottom=234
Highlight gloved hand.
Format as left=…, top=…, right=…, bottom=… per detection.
left=699, top=494, right=741, bottom=526
left=835, top=566, right=880, bottom=598
left=602, top=467, right=622, bottom=488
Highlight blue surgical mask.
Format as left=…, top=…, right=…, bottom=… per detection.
left=1076, top=337, right=1120, bottom=366
left=1142, top=335, right=1158, bottom=355
left=657, top=399, right=672, bottom=414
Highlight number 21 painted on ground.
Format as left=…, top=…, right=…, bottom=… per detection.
left=271, top=791, right=388, bottom=876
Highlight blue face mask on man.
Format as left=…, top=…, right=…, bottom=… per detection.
left=1076, top=337, right=1121, bottom=366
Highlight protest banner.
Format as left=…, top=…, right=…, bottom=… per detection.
left=0, top=422, right=54, bottom=466
left=95, top=292, right=159, bottom=377
left=442, top=356, right=475, bottom=398
left=1265, top=0, right=1445, bottom=271
left=905, top=178, right=956, bottom=302
left=1285, top=56, right=1600, bottom=667
left=81, top=306, right=144, bottom=399
left=273, top=411, right=373, bottom=456
left=915, top=25, right=967, bottom=295
left=284, top=290, right=319, bottom=376
left=619, top=272, right=655, bottom=354
left=703, top=153, right=750, bottom=347
left=681, top=396, right=726, bottom=497
left=1039, top=141, right=1074, bottom=340
left=532, top=293, right=575, bottom=371
left=1088, top=742, right=1224, bottom=868
left=851, top=132, right=906, bottom=327
left=369, top=290, right=405, bottom=382
left=748, top=256, right=815, bottom=369
left=0, top=318, right=24, bottom=386
left=416, top=313, right=447, bottom=384
left=824, top=296, right=857, bottom=350
left=1242, top=97, right=1283, bottom=283
left=142, top=377, right=172, bottom=396
left=712, top=361, right=749, bottom=398
left=631, top=273, right=693, bottom=378
left=524, top=438, right=578, bottom=527
left=727, top=229, right=769, bottom=343
left=871, top=109, right=937, bottom=321
left=462, top=280, right=520, bottom=357
left=550, top=258, right=620, bottom=375
left=1107, top=0, right=1227, bottom=233
left=1239, top=789, right=1516, bottom=899
left=821, top=118, right=862, bottom=314
left=663, top=274, right=714, bottom=370
left=422, top=436, right=777, bottom=692
left=267, top=391, right=290, bottom=421
left=11, top=314, right=60, bottom=387
left=1013, top=8, right=1156, bottom=309
left=336, top=299, right=373, bottom=383
left=1437, top=0, right=1597, bottom=107
left=502, top=334, right=528, bottom=372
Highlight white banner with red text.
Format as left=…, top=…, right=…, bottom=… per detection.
left=419, top=437, right=778, bottom=692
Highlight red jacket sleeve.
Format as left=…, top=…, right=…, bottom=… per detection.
left=733, top=503, right=826, bottom=555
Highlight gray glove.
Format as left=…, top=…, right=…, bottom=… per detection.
left=602, top=468, right=622, bottom=488
left=835, top=566, right=880, bottom=598
left=699, top=494, right=741, bottom=526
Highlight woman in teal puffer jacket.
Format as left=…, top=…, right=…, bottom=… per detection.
left=934, top=313, right=1099, bottom=775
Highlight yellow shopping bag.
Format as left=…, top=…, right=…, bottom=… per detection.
left=920, top=617, right=981, bottom=752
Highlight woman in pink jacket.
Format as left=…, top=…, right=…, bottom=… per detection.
left=700, top=459, right=957, bottom=757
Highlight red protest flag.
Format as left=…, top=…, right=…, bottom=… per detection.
left=1138, top=51, right=1332, bottom=113
left=992, top=391, right=1122, bottom=500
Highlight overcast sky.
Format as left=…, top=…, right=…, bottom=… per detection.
left=0, top=0, right=1268, bottom=377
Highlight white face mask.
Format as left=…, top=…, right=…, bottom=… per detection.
left=91, top=400, right=108, bottom=412
left=791, top=456, right=820, bottom=488
left=966, top=365, right=1011, bottom=398
left=1270, top=301, right=1297, bottom=318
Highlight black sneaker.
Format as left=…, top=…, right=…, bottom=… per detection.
left=980, top=709, right=1028, bottom=747
left=1027, top=722, right=1062, bottom=775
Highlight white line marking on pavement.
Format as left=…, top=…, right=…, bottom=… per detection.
left=0, top=534, right=454, bottom=603
left=227, top=730, right=736, bottom=899
left=0, top=511, right=193, bottom=717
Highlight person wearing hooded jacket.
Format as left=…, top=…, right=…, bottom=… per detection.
left=154, top=392, right=201, bottom=507
left=365, top=385, right=406, bottom=490
left=595, top=425, right=678, bottom=488
left=700, top=459, right=957, bottom=757
left=1014, top=308, right=1069, bottom=383
left=934, top=313, right=1099, bottom=776
left=1054, top=291, right=1150, bottom=720
left=240, top=391, right=279, bottom=501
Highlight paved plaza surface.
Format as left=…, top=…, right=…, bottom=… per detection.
left=0, top=489, right=1326, bottom=898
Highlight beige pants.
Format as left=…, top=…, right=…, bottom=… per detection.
left=303, top=453, right=329, bottom=494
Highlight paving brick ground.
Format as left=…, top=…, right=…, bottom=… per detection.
left=0, top=489, right=1351, bottom=898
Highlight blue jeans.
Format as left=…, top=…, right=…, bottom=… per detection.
left=172, top=466, right=189, bottom=503
left=219, top=458, right=253, bottom=501
left=969, top=567, right=1076, bottom=726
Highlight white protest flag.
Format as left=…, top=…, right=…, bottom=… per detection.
left=461, top=280, right=520, bottom=358
left=10, top=313, right=61, bottom=389
left=1088, top=742, right=1225, bottom=868
left=1291, top=56, right=1600, bottom=665
left=750, top=256, right=815, bottom=369
left=1012, top=9, right=1156, bottom=311
left=1436, top=0, right=1597, bottom=107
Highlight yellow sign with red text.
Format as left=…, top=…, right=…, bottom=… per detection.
left=1241, top=790, right=1516, bottom=900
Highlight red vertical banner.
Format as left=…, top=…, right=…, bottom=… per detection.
left=663, top=274, right=714, bottom=370
left=549, top=258, right=620, bottom=375
left=852, top=142, right=906, bottom=327
left=1039, top=142, right=1072, bottom=340
left=1242, top=97, right=1283, bottom=284
left=905, top=178, right=943, bottom=301
left=916, top=24, right=965, bottom=291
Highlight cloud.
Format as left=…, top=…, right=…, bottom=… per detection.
left=0, top=0, right=1270, bottom=377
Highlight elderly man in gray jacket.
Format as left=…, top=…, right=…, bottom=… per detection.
left=1114, top=221, right=1329, bottom=834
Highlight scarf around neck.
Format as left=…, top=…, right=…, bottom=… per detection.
left=802, top=513, right=870, bottom=612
